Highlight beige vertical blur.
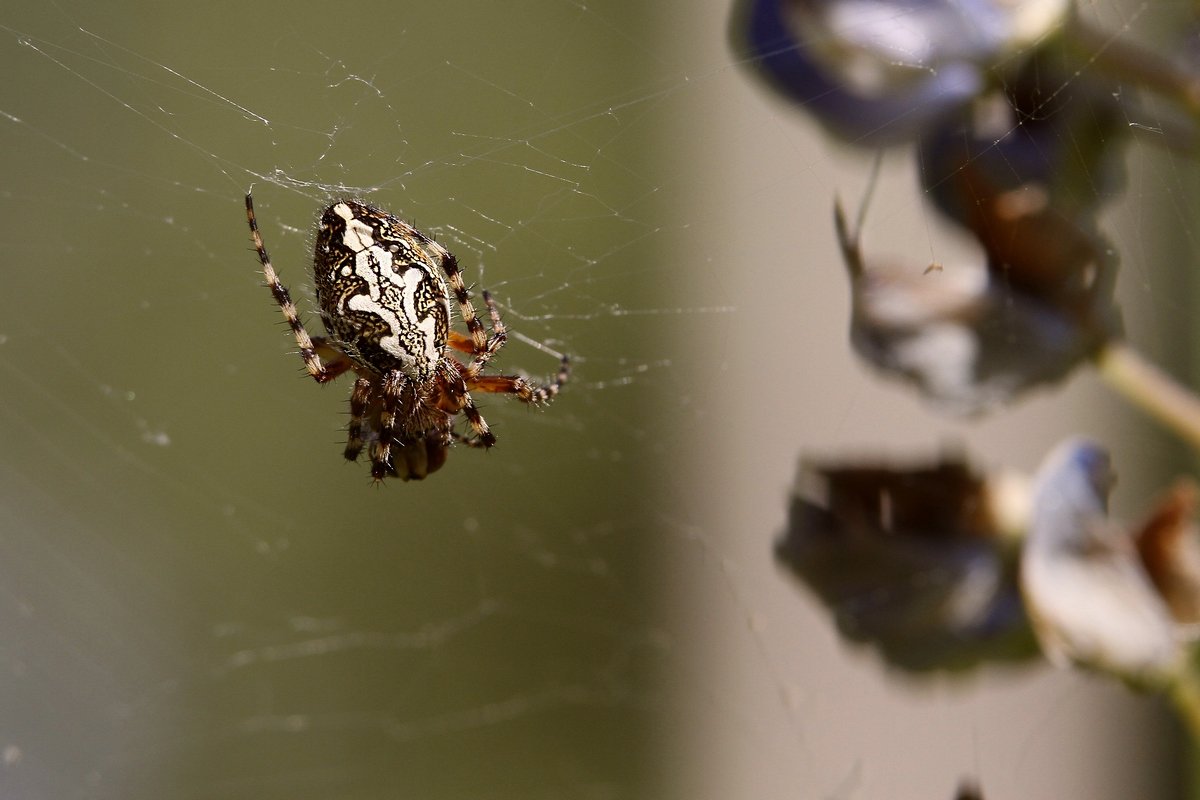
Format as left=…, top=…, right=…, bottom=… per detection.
left=659, top=2, right=1177, bottom=799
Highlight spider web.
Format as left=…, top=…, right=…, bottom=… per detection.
left=0, top=1, right=1194, bottom=798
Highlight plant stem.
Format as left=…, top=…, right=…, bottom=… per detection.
left=1171, top=666, right=1200, bottom=746
left=1094, top=341, right=1200, bottom=451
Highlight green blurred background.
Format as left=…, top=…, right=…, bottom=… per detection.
left=0, top=3, right=669, bottom=798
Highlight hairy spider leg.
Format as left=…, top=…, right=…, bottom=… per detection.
left=449, top=289, right=570, bottom=403
left=433, top=247, right=489, bottom=355
left=345, top=375, right=373, bottom=463
left=246, top=193, right=340, bottom=385
left=372, top=372, right=407, bottom=481
left=466, top=354, right=571, bottom=405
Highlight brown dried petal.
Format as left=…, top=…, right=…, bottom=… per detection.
left=1134, top=479, right=1200, bottom=625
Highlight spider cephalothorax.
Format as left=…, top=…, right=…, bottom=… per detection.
left=245, top=194, right=568, bottom=482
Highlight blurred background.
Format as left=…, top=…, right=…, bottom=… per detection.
left=0, top=1, right=1195, bottom=798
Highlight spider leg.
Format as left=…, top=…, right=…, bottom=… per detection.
left=434, top=247, right=490, bottom=354
left=312, top=337, right=356, bottom=382
left=370, top=372, right=404, bottom=482
left=446, top=331, right=477, bottom=355
left=456, top=395, right=497, bottom=448
left=447, top=289, right=504, bottom=353
left=452, top=429, right=494, bottom=448
left=464, top=354, right=571, bottom=405
left=433, top=362, right=497, bottom=449
left=246, top=193, right=338, bottom=384
left=345, top=375, right=373, bottom=463
left=458, top=289, right=510, bottom=381
left=448, top=289, right=567, bottom=407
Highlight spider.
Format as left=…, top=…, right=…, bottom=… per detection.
left=244, top=193, right=569, bottom=482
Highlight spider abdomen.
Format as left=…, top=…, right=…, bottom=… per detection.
left=315, top=201, right=451, bottom=381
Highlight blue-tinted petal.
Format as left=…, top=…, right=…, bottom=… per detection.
left=734, top=0, right=1069, bottom=145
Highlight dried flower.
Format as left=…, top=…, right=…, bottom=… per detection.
left=780, top=439, right=1200, bottom=682
left=836, top=198, right=1119, bottom=415
left=776, top=452, right=1036, bottom=672
left=1021, top=438, right=1184, bottom=687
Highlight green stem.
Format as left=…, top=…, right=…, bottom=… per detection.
left=1093, top=341, right=1200, bottom=452
left=1170, top=666, right=1200, bottom=746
